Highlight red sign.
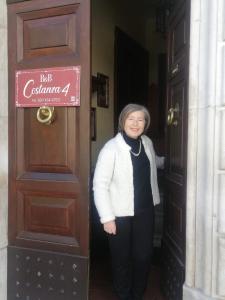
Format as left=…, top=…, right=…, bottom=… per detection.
left=15, top=66, right=81, bottom=107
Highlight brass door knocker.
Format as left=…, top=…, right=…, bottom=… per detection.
left=36, top=106, right=55, bottom=125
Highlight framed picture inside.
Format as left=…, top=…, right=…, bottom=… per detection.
left=91, top=107, right=96, bottom=141
left=97, top=73, right=109, bottom=108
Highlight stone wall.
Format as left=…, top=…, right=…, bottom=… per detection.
left=0, top=1, right=8, bottom=300
left=184, top=0, right=225, bottom=299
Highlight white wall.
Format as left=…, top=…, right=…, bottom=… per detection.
left=0, top=0, right=8, bottom=299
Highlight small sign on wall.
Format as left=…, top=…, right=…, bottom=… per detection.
left=15, top=66, right=81, bottom=107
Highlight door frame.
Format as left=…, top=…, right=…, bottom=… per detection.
left=184, top=0, right=222, bottom=299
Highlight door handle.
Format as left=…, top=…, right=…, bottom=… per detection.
left=167, top=108, right=175, bottom=125
left=167, top=103, right=179, bottom=126
left=171, top=64, right=179, bottom=76
left=37, top=106, right=55, bottom=125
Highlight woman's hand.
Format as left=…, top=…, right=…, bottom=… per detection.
left=103, top=220, right=116, bottom=235
left=156, top=155, right=165, bottom=169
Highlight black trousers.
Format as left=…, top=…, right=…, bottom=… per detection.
left=108, top=207, right=154, bottom=300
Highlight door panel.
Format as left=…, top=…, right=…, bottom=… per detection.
left=8, top=0, right=90, bottom=299
left=8, top=246, right=88, bottom=300
left=168, top=2, right=187, bottom=81
left=162, top=1, right=189, bottom=299
left=165, top=181, right=185, bottom=258
left=21, top=108, right=78, bottom=173
left=168, top=77, right=186, bottom=184
left=20, top=5, right=78, bottom=60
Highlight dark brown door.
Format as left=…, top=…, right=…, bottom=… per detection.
left=7, top=0, right=90, bottom=299
left=162, top=1, right=190, bottom=299
left=114, top=27, right=149, bottom=124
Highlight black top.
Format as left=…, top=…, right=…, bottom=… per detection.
left=122, top=132, right=153, bottom=214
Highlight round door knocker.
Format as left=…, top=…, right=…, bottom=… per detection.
left=36, top=106, right=55, bottom=125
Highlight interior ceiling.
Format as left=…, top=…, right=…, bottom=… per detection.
left=120, top=0, right=166, bottom=18
left=140, top=0, right=160, bottom=17
left=142, top=0, right=164, bottom=7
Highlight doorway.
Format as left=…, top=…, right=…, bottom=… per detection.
left=90, top=0, right=190, bottom=299
left=90, top=1, right=166, bottom=299
left=6, top=0, right=189, bottom=299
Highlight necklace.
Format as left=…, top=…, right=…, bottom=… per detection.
left=130, top=140, right=142, bottom=157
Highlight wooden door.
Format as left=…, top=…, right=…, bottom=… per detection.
left=161, top=1, right=190, bottom=299
left=114, top=27, right=149, bottom=125
left=7, top=0, right=91, bottom=299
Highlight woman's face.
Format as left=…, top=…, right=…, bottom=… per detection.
left=124, top=110, right=145, bottom=139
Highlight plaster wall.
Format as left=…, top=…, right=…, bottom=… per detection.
left=91, top=0, right=147, bottom=168
left=91, top=0, right=165, bottom=168
left=0, top=0, right=8, bottom=299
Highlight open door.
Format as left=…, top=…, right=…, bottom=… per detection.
left=162, top=0, right=190, bottom=299
left=7, top=0, right=91, bottom=299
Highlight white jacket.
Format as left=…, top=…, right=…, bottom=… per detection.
left=93, top=133, right=162, bottom=224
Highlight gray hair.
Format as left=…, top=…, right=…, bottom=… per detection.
left=118, top=103, right=151, bottom=133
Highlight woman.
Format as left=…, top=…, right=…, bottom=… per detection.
left=93, top=103, right=164, bottom=300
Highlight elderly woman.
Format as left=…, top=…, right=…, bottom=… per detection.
left=93, top=103, right=163, bottom=300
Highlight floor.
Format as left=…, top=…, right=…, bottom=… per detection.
left=89, top=249, right=166, bottom=300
